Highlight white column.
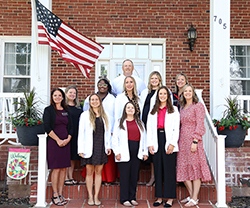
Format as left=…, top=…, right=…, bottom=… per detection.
left=210, top=0, right=230, bottom=119
left=31, top=0, right=52, bottom=109
left=35, top=134, right=48, bottom=208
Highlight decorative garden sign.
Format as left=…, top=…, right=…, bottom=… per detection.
left=7, top=149, right=30, bottom=180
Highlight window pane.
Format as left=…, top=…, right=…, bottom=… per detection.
left=27, top=43, right=31, bottom=53
left=115, top=63, right=123, bottom=77
left=16, top=65, right=27, bottom=75
left=5, top=54, right=15, bottom=65
left=99, top=44, right=110, bottom=58
left=28, top=54, right=31, bottom=64
left=236, top=46, right=246, bottom=56
left=152, top=45, right=163, bottom=59
left=16, top=54, right=27, bottom=64
left=100, top=64, right=108, bottom=76
left=235, top=57, right=246, bottom=67
left=138, top=45, right=148, bottom=58
left=4, top=65, right=15, bottom=75
left=125, top=44, right=136, bottom=58
left=133, top=63, right=145, bottom=79
left=230, top=66, right=245, bottom=78
left=5, top=43, right=15, bottom=53
left=16, top=43, right=28, bottom=53
left=3, top=78, right=30, bottom=93
left=230, top=46, right=234, bottom=56
left=113, top=44, right=123, bottom=58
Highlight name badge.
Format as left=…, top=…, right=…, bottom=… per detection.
left=62, top=112, right=68, bottom=116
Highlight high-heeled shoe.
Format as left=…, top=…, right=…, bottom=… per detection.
left=146, top=177, right=155, bottom=186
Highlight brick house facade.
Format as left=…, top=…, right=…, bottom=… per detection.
left=1, top=0, right=250, bottom=201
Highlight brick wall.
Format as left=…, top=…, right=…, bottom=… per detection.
left=1, top=1, right=250, bottom=107
left=225, top=147, right=250, bottom=187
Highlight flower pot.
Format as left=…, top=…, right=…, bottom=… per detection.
left=16, top=124, right=45, bottom=146
left=217, top=124, right=247, bottom=148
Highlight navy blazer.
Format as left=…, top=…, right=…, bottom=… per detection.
left=43, top=105, right=73, bottom=140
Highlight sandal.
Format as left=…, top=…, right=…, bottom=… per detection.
left=184, top=199, right=199, bottom=207
left=59, top=195, right=67, bottom=205
left=51, top=195, right=63, bottom=206
left=71, top=179, right=79, bottom=185
left=180, top=196, right=190, bottom=203
left=64, top=179, right=74, bottom=186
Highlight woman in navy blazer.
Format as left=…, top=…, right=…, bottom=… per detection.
left=43, top=88, right=73, bottom=206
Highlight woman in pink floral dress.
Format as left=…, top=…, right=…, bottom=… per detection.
left=176, top=84, right=211, bottom=207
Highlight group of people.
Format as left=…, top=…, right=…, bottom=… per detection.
left=43, top=59, right=211, bottom=207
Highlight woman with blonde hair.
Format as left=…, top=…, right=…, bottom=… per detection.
left=176, top=84, right=211, bottom=207
left=114, top=76, right=141, bottom=122
left=78, top=93, right=111, bottom=206
left=173, top=73, right=189, bottom=110
left=64, top=85, right=82, bottom=186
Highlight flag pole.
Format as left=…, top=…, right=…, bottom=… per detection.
left=31, top=0, right=41, bottom=82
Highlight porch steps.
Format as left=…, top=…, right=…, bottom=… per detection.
left=30, top=164, right=217, bottom=203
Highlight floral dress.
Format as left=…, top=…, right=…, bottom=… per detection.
left=176, top=102, right=211, bottom=182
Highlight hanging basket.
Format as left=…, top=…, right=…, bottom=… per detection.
left=16, top=124, right=45, bottom=146
left=217, top=124, right=247, bottom=148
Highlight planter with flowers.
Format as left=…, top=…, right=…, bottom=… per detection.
left=213, top=96, right=250, bottom=148
left=11, top=88, right=45, bottom=146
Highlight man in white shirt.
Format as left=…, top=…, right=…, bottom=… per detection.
left=111, top=59, right=146, bottom=96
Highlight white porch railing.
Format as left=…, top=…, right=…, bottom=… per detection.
left=196, top=89, right=227, bottom=208
left=0, top=93, right=25, bottom=145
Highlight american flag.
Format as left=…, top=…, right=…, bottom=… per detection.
left=34, top=0, right=104, bottom=78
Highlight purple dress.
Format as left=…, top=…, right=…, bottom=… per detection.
left=47, top=109, right=71, bottom=169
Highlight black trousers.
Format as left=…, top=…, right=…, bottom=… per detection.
left=118, top=140, right=141, bottom=204
left=152, top=129, right=177, bottom=199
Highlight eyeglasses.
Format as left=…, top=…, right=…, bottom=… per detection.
left=98, top=83, right=108, bottom=88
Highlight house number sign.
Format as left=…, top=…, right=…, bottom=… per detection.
left=214, top=16, right=227, bottom=30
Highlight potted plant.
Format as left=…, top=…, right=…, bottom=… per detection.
left=213, top=96, right=250, bottom=148
left=11, top=88, right=45, bottom=146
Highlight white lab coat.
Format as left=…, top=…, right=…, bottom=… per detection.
left=83, top=93, right=115, bottom=133
left=114, top=92, right=142, bottom=123
left=78, top=111, right=111, bottom=158
left=147, top=106, right=180, bottom=153
left=111, top=74, right=146, bottom=96
left=112, top=120, right=148, bottom=162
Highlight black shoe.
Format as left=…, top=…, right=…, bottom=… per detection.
left=153, top=201, right=163, bottom=207
left=164, top=202, right=173, bottom=207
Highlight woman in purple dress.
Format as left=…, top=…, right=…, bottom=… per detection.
left=43, top=88, right=73, bottom=206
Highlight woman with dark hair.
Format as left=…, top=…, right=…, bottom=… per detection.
left=173, top=73, right=189, bottom=110
left=82, top=77, right=116, bottom=184
left=64, top=85, right=83, bottom=186
left=176, top=84, right=211, bottom=207
left=43, top=88, right=73, bottom=206
left=147, top=86, right=180, bottom=207
left=78, top=93, right=111, bottom=206
left=112, top=101, right=148, bottom=207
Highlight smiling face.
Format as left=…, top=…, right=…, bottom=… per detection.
left=150, top=74, right=160, bottom=89
left=90, top=94, right=100, bottom=108
left=52, top=90, right=63, bottom=105
left=65, top=88, right=76, bottom=102
left=125, top=77, right=134, bottom=92
left=183, top=86, right=193, bottom=102
left=125, top=103, right=135, bottom=116
left=122, top=60, right=134, bottom=76
left=97, top=80, right=108, bottom=93
left=158, top=88, right=168, bottom=104
left=176, top=75, right=187, bottom=89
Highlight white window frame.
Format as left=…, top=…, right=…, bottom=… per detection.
left=0, top=36, right=32, bottom=93
left=95, top=37, right=166, bottom=91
